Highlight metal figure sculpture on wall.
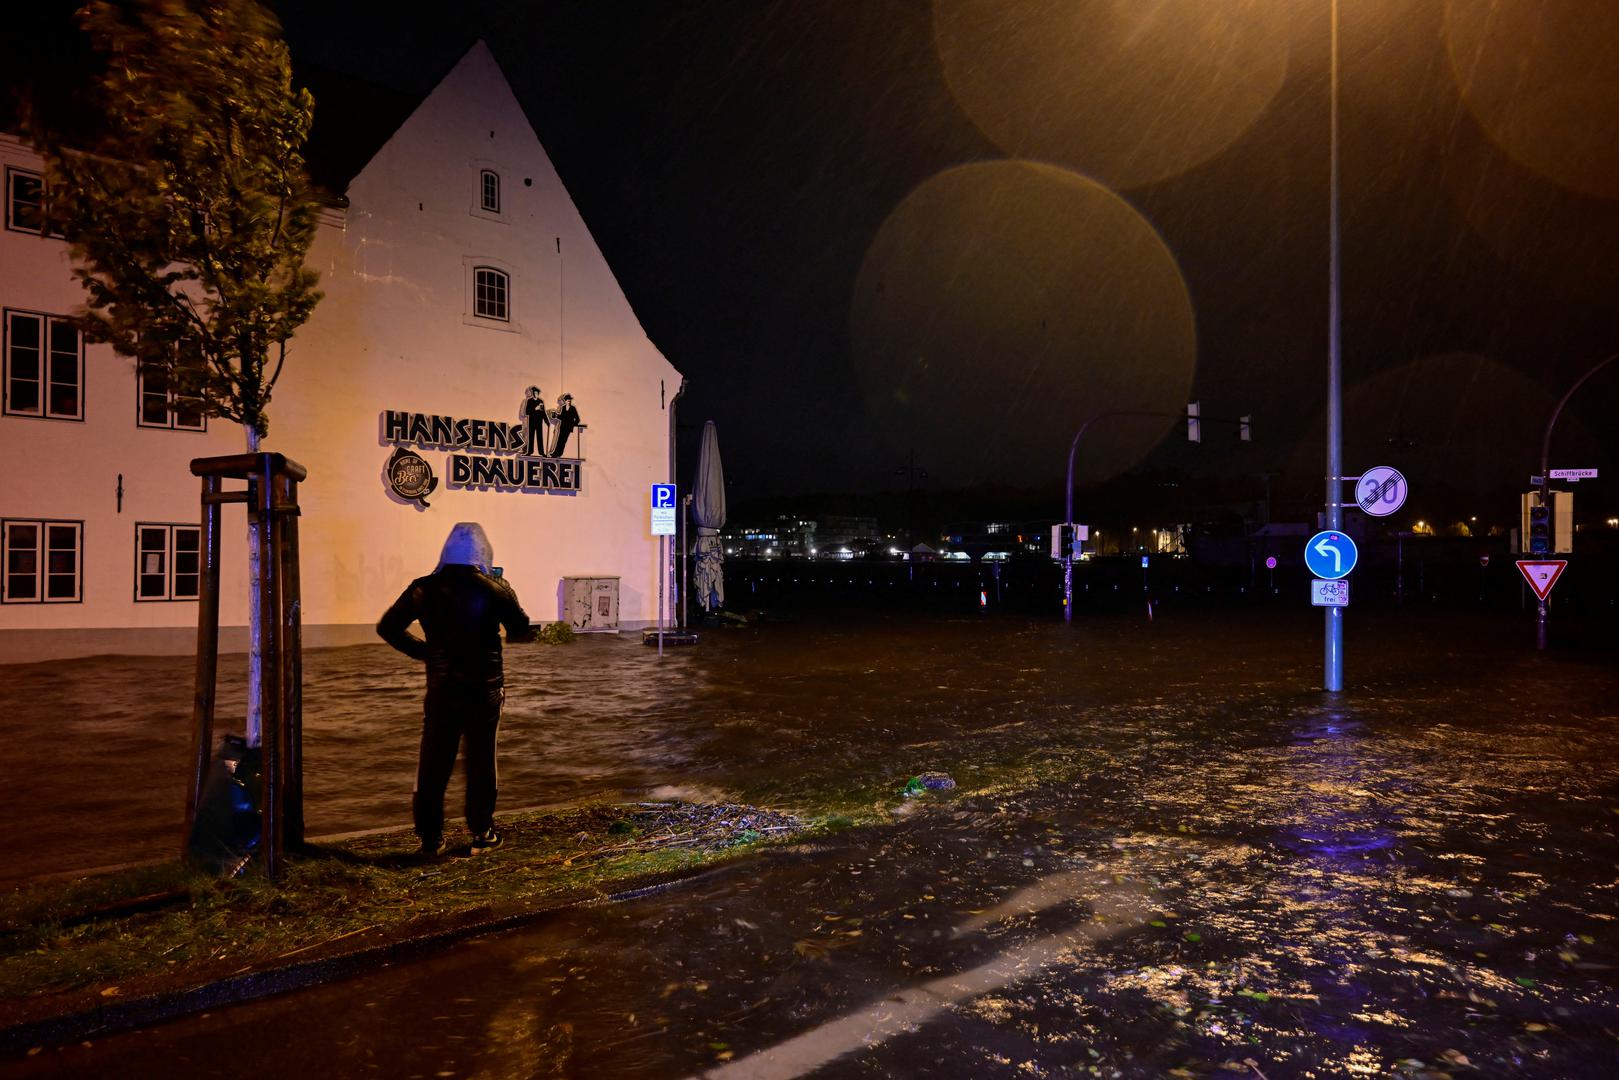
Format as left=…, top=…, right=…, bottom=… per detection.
left=521, top=386, right=548, bottom=456
left=550, top=393, right=583, bottom=457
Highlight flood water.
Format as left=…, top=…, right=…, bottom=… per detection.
left=5, top=608, right=1619, bottom=1077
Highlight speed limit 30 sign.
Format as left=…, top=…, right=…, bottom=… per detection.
left=1356, top=466, right=1408, bottom=517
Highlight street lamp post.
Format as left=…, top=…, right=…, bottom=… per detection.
left=1323, top=0, right=1345, bottom=692
left=1532, top=350, right=1617, bottom=649
left=1063, top=406, right=1248, bottom=622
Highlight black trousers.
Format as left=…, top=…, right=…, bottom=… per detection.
left=414, top=685, right=503, bottom=843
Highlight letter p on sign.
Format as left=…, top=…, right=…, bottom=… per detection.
left=650, top=483, right=677, bottom=535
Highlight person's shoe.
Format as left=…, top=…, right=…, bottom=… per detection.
left=469, top=830, right=503, bottom=854
left=417, top=837, right=447, bottom=859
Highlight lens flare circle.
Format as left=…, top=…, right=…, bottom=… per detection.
left=851, top=161, right=1196, bottom=487
left=1444, top=0, right=1619, bottom=200
left=932, top=0, right=1291, bottom=190
left=1288, top=353, right=1579, bottom=497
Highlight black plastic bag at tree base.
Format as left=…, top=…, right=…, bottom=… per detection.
left=187, top=735, right=262, bottom=877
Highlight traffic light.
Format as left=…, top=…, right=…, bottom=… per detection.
left=1529, top=501, right=1551, bottom=554
left=1186, top=401, right=1201, bottom=443
left=1051, top=523, right=1075, bottom=561
left=1520, top=490, right=1575, bottom=555
left=1522, top=491, right=1551, bottom=555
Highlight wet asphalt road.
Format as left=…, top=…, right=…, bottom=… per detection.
left=5, top=608, right=1619, bottom=1077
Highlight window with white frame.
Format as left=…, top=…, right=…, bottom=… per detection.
left=4, top=167, right=62, bottom=237
left=137, top=361, right=207, bottom=430
left=135, top=523, right=201, bottom=601
left=2, top=519, right=82, bottom=603
left=473, top=266, right=509, bottom=321
left=4, top=310, right=83, bottom=420
left=480, top=169, right=500, bottom=213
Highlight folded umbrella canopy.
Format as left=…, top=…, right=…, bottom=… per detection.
left=691, top=420, right=726, bottom=612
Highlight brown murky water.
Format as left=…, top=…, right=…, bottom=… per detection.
left=5, top=609, right=1619, bottom=1077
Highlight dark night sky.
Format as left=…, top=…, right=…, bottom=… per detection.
left=10, top=1, right=1619, bottom=523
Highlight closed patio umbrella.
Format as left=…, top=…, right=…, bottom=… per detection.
left=691, top=420, right=726, bottom=612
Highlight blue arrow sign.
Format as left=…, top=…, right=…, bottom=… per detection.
left=1304, top=530, right=1357, bottom=580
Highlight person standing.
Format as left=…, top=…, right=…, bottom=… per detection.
left=522, top=386, right=549, bottom=456
left=552, top=393, right=583, bottom=457
left=378, top=522, right=532, bottom=857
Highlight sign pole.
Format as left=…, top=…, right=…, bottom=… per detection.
left=1323, top=0, right=1344, bottom=693
left=1516, top=559, right=1567, bottom=650
left=649, top=482, right=677, bottom=658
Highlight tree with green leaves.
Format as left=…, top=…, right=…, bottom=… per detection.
left=24, top=0, right=323, bottom=748
left=24, top=0, right=322, bottom=445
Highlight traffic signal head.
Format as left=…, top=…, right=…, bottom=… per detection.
left=1051, top=523, right=1074, bottom=561
left=1528, top=499, right=1551, bottom=555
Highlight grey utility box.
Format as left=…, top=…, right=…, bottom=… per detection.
left=561, top=576, right=620, bottom=632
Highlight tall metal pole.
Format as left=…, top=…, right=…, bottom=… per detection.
left=1324, top=0, right=1345, bottom=692
left=1063, top=417, right=1100, bottom=624
left=1533, top=351, right=1617, bottom=650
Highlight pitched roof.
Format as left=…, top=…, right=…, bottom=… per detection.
left=292, top=60, right=421, bottom=200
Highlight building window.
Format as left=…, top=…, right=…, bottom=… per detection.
left=137, top=362, right=207, bottom=430
left=2, top=519, right=82, bottom=603
left=480, top=169, right=500, bottom=213
left=473, top=266, right=509, bottom=321
left=4, top=310, right=83, bottom=420
left=135, top=523, right=201, bottom=601
left=5, top=167, right=62, bottom=237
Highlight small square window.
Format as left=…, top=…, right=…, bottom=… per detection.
left=134, top=523, right=201, bottom=601
left=480, top=169, right=500, bottom=214
left=3, top=519, right=81, bottom=603
left=5, top=168, right=63, bottom=237
left=5, top=310, right=83, bottom=420
left=474, top=266, right=509, bottom=321
left=137, top=361, right=207, bottom=431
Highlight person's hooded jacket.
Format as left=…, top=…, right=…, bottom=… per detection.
left=377, top=523, right=533, bottom=690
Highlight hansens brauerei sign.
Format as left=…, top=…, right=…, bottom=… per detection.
left=381, top=388, right=586, bottom=508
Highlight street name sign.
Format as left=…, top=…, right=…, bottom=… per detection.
left=1304, top=530, right=1358, bottom=580
left=1515, top=559, right=1567, bottom=601
left=1310, top=578, right=1349, bottom=607
left=650, top=483, right=677, bottom=536
left=1549, top=468, right=1598, bottom=481
left=1355, top=466, right=1408, bottom=517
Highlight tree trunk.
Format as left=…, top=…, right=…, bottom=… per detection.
left=246, top=426, right=263, bottom=747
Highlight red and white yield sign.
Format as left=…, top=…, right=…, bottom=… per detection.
left=1515, top=559, right=1568, bottom=601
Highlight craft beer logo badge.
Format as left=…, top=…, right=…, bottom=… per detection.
left=378, top=387, right=587, bottom=504
left=386, top=446, right=437, bottom=507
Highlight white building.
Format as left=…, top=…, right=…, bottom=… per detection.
left=0, top=43, right=682, bottom=661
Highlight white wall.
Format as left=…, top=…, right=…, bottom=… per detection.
left=0, top=42, right=681, bottom=659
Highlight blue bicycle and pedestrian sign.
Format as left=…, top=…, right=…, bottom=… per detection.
left=1304, top=530, right=1358, bottom=580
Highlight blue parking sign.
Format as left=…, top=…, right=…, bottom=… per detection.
left=650, top=484, right=677, bottom=536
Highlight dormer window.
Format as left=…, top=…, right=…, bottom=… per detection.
left=480, top=169, right=500, bottom=214
left=473, top=266, right=509, bottom=321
